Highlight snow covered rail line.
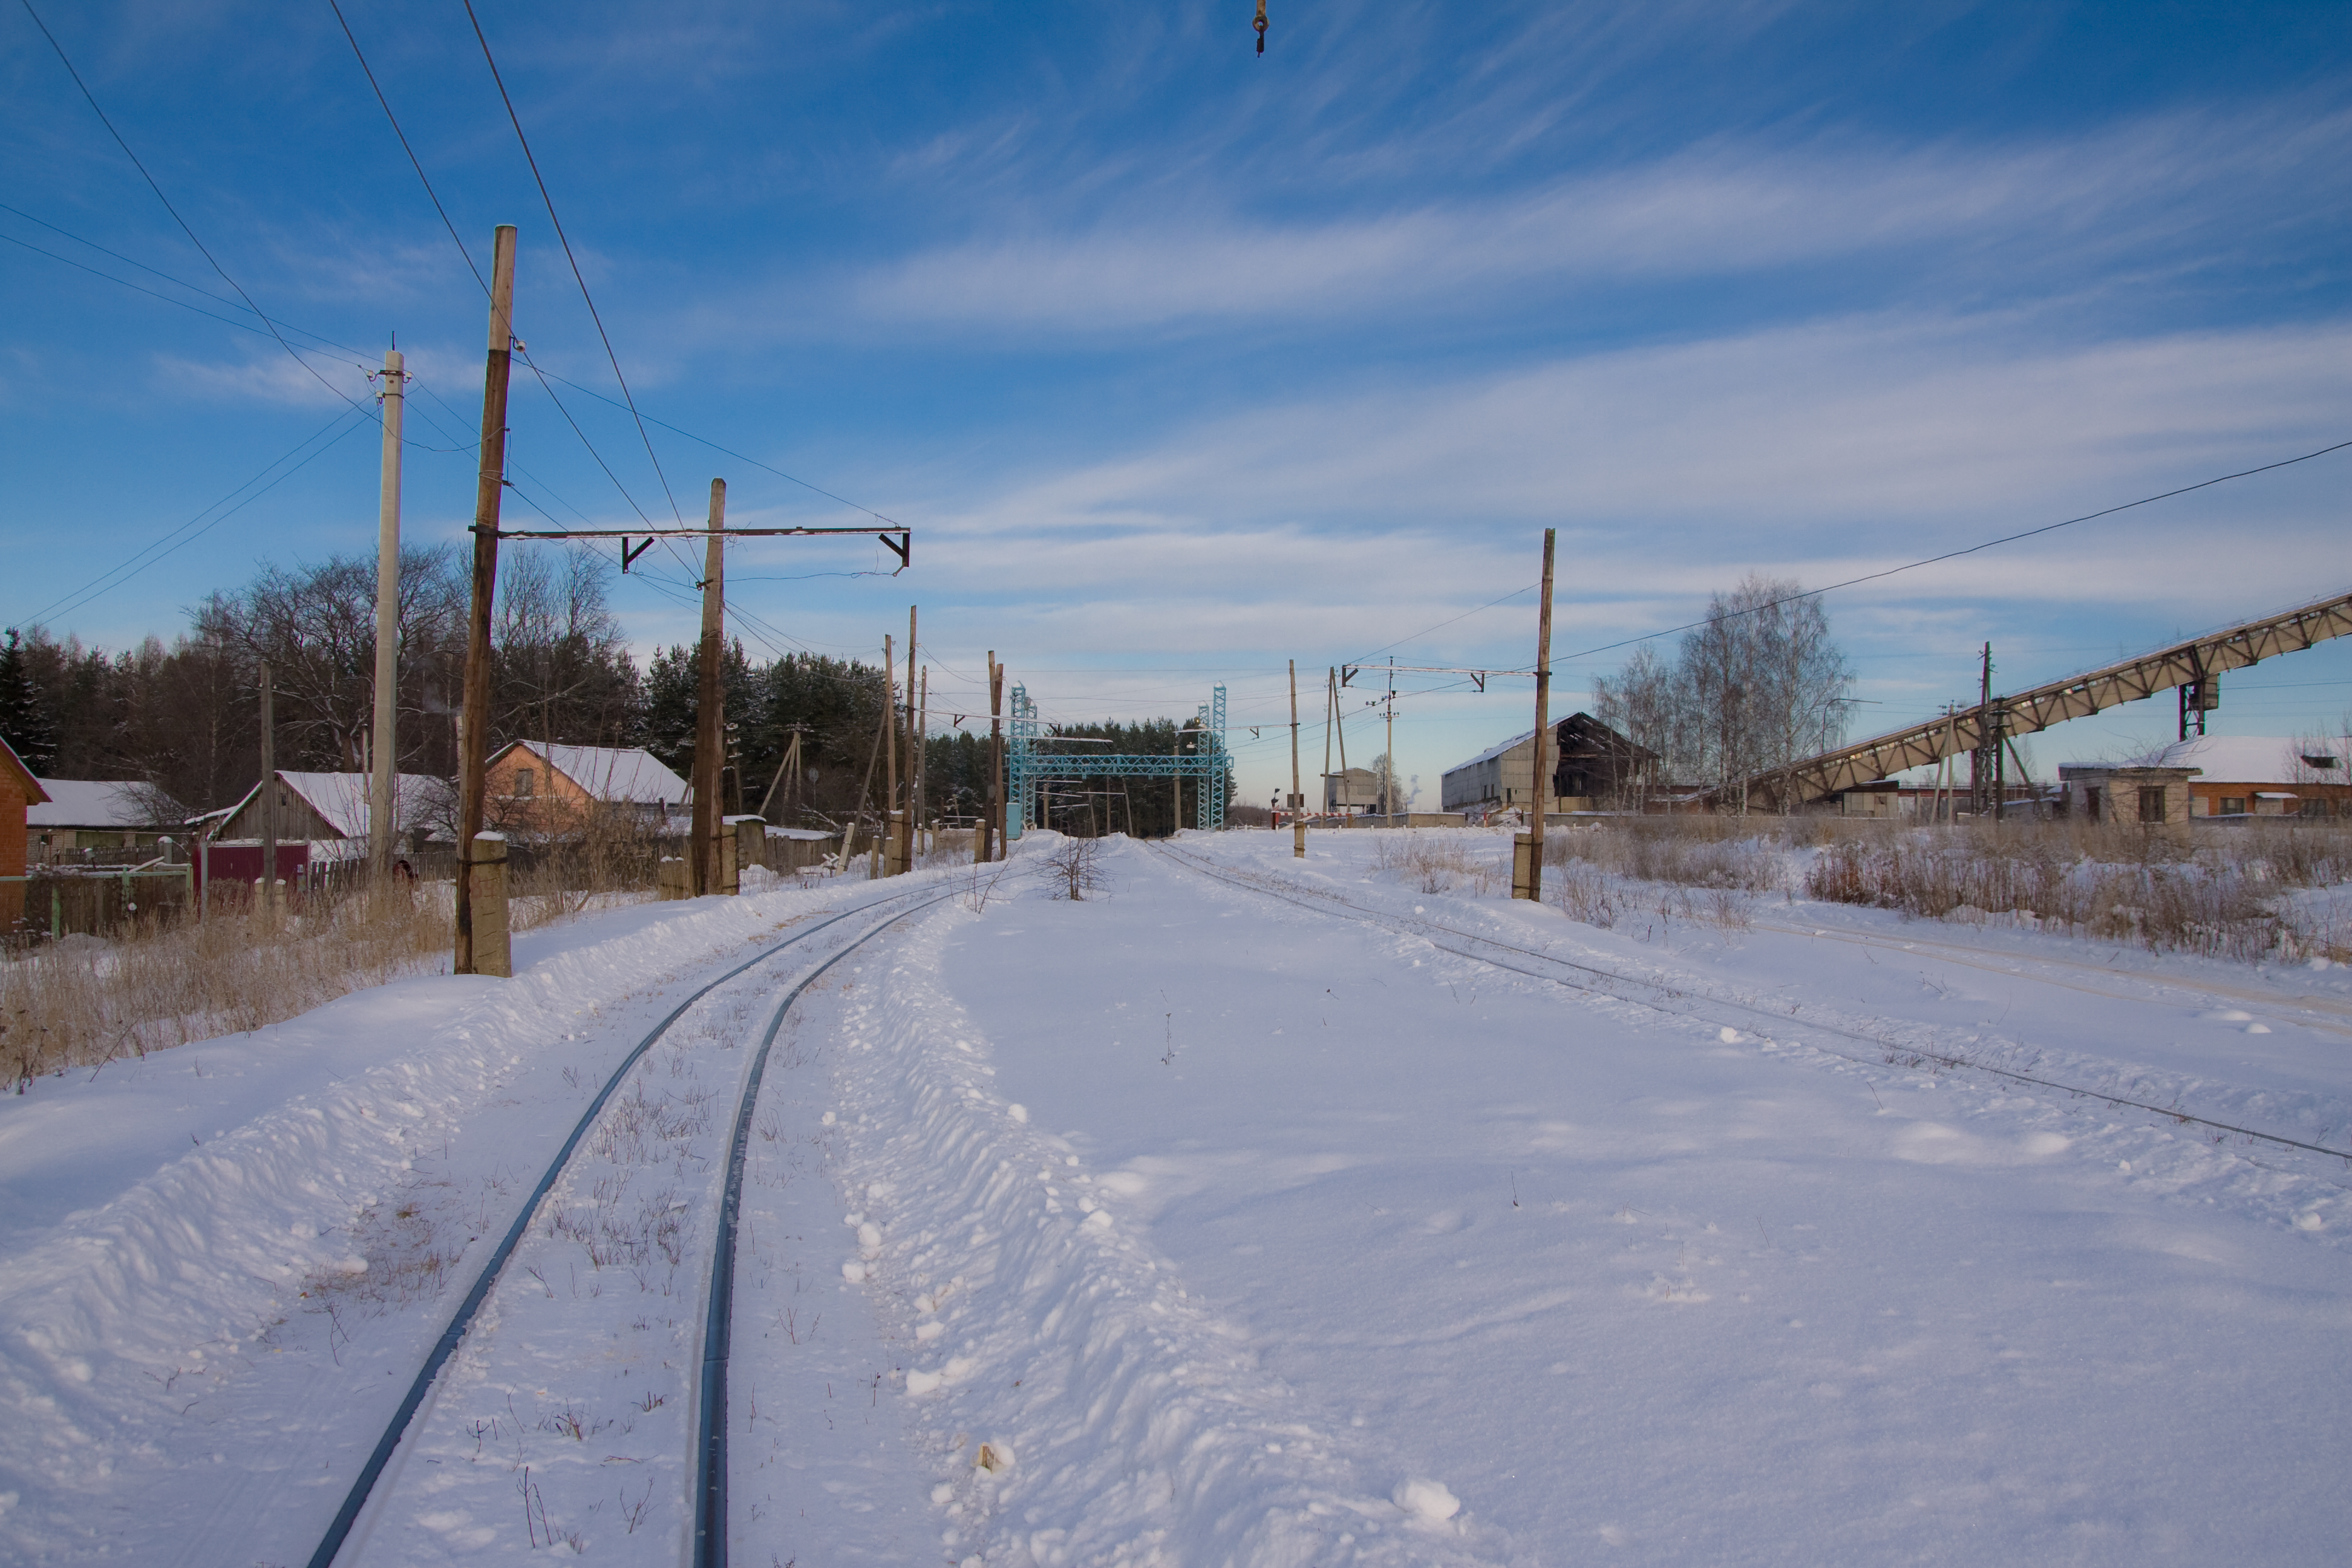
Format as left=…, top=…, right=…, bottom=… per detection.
left=305, top=885, right=952, bottom=1568
left=1153, top=843, right=2352, bottom=1166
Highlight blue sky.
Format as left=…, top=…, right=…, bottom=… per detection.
left=3, top=0, right=2348, bottom=804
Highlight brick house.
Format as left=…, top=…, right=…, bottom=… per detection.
left=482, top=743, right=690, bottom=835
left=2136, top=735, right=2352, bottom=819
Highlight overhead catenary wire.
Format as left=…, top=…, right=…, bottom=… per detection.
left=17, top=0, right=373, bottom=416
left=459, top=0, right=685, bottom=527
left=324, top=0, right=489, bottom=298
left=19, top=408, right=373, bottom=627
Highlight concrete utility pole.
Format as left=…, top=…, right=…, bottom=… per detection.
left=1517, top=528, right=1557, bottom=901
left=1323, top=667, right=1336, bottom=820
left=369, top=346, right=405, bottom=879
left=691, top=479, right=727, bottom=895
left=1290, top=659, right=1305, bottom=860
left=455, top=224, right=517, bottom=976
left=259, top=659, right=276, bottom=912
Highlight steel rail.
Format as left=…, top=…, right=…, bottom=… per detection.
left=304, top=881, right=938, bottom=1568
left=693, top=889, right=956, bottom=1568
left=1152, top=844, right=2352, bottom=1165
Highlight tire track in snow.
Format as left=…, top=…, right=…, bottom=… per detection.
left=1152, top=843, right=2352, bottom=1171
left=815, top=892, right=1513, bottom=1568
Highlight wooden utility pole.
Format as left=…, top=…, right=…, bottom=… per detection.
left=755, top=725, right=805, bottom=822
left=454, top=224, right=517, bottom=975
left=369, top=346, right=405, bottom=879
left=1516, top=528, right=1557, bottom=901
left=901, top=610, right=918, bottom=872
left=881, top=633, right=898, bottom=877
left=915, top=666, right=929, bottom=861
left=691, top=479, right=727, bottom=895
left=979, top=652, right=1002, bottom=863
left=259, top=659, right=276, bottom=912
left=1289, top=659, right=1305, bottom=859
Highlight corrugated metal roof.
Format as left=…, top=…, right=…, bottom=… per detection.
left=2137, top=734, right=2350, bottom=785
left=28, top=779, right=166, bottom=829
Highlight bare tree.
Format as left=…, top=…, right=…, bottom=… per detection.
left=1594, top=573, right=1852, bottom=808
left=1034, top=836, right=1108, bottom=901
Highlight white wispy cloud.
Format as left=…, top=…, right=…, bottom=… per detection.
left=840, top=107, right=2352, bottom=335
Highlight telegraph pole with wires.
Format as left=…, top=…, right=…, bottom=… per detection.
left=1515, top=529, right=1557, bottom=901
left=454, top=224, right=517, bottom=976
left=690, top=479, right=727, bottom=895
left=882, top=633, right=898, bottom=877
left=1383, top=658, right=1396, bottom=820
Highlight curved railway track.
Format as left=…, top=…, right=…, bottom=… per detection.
left=305, top=882, right=954, bottom=1568
left=1151, top=842, right=2352, bottom=1165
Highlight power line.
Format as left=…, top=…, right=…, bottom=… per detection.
left=1557, top=437, right=2352, bottom=664
left=527, top=366, right=910, bottom=531
left=17, top=0, right=367, bottom=416
left=0, top=209, right=477, bottom=453
left=17, top=408, right=372, bottom=627
left=459, top=0, right=684, bottom=526
left=324, top=0, right=488, bottom=299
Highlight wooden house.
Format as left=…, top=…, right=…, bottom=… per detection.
left=215, top=771, right=442, bottom=854
left=0, top=737, right=50, bottom=927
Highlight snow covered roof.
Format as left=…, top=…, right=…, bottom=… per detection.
left=28, top=779, right=169, bottom=829
left=224, top=772, right=443, bottom=838
left=514, top=743, right=689, bottom=805
left=2135, top=735, right=2350, bottom=785
left=1445, top=730, right=1538, bottom=776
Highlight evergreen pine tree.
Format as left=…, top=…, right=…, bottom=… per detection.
left=0, top=628, right=57, bottom=773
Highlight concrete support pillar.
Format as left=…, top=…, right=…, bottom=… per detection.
left=469, top=832, right=511, bottom=978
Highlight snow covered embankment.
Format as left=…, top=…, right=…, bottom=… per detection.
left=820, top=897, right=1511, bottom=1568
left=0, top=881, right=896, bottom=1562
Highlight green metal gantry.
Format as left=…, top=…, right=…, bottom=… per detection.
left=1005, top=684, right=1229, bottom=838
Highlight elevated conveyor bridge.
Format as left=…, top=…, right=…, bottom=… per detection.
left=1723, top=587, right=2352, bottom=811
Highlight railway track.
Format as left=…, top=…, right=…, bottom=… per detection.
left=1152, top=842, right=2352, bottom=1165
left=304, top=881, right=953, bottom=1568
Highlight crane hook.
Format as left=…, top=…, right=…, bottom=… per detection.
left=1254, top=0, right=1267, bottom=55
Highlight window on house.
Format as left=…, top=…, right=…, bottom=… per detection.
left=515, top=768, right=534, bottom=797
left=2301, top=754, right=2339, bottom=771
left=2137, top=786, right=2167, bottom=825
left=2221, top=797, right=2247, bottom=816
left=2300, top=798, right=2328, bottom=819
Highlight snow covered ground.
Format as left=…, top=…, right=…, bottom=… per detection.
left=2, top=828, right=2347, bottom=1565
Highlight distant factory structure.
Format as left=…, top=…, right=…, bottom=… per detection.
left=1442, top=713, right=1658, bottom=818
